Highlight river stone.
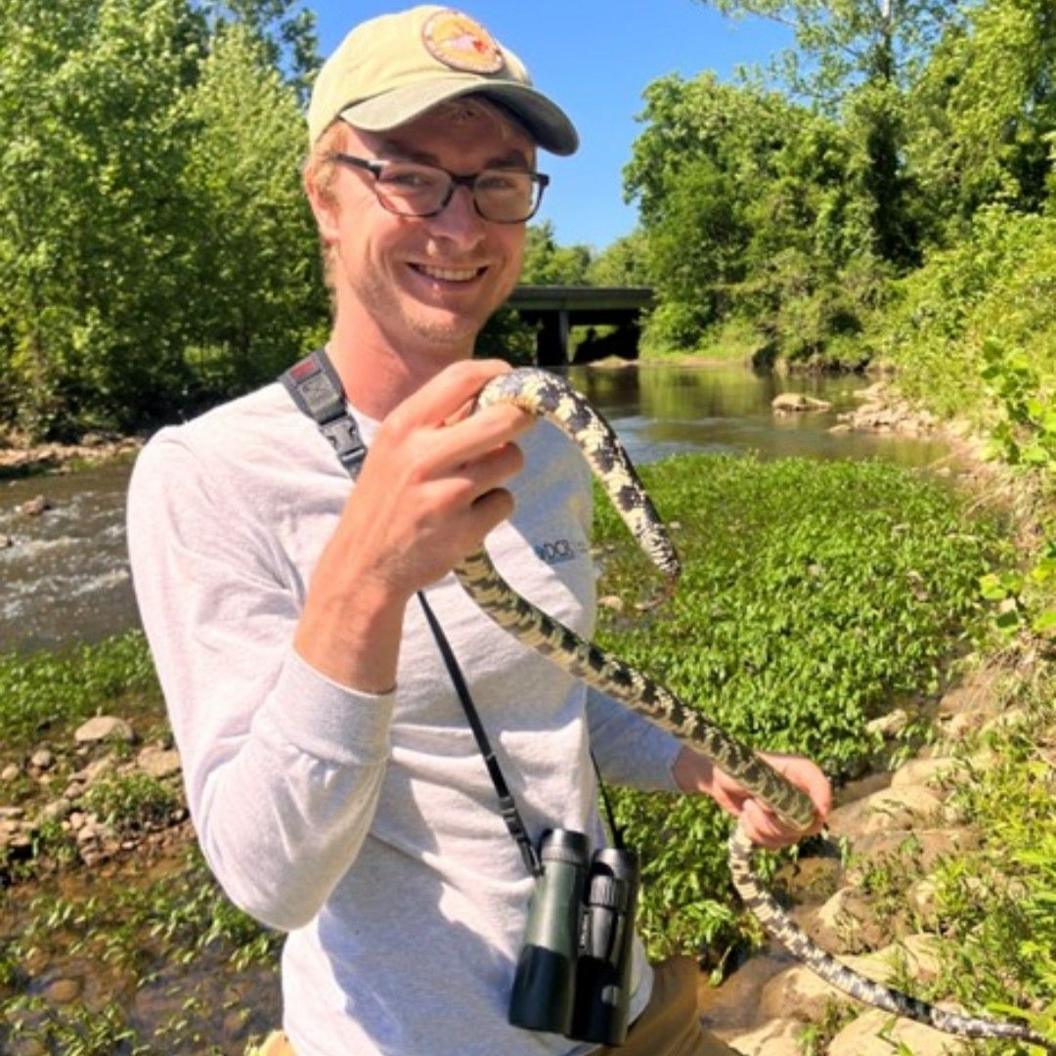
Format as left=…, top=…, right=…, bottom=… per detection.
left=74, top=716, right=134, bottom=745
left=42, top=977, right=82, bottom=1004
left=38, top=797, right=73, bottom=823
left=827, top=784, right=944, bottom=838
left=137, top=746, right=181, bottom=779
left=0, top=533, right=12, bottom=549
left=865, top=708, right=909, bottom=738
left=1, top=762, right=19, bottom=782
left=772, top=393, right=832, bottom=413
left=891, top=757, right=964, bottom=789
left=761, top=935, right=943, bottom=1022
left=805, top=887, right=875, bottom=953
left=828, top=1008, right=967, bottom=1056
left=0, top=805, right=24, bottom=820
left=18, top=494, right=51, bottom=516
left=30, top=748, right=55, bottom=770
left=726, top=1016, right=803, bottom=1056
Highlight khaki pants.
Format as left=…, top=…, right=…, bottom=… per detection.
left=596, top=956, right=739, bottom=1056
left=255, top=956, right=739, bottom=1056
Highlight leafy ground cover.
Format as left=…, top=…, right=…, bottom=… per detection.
left=591, top=454, right=1007, bottom=962
left=0, top=453, right=1015, bottom=1052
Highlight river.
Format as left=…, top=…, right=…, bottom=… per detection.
left=0, top=363, right=952, bottom=656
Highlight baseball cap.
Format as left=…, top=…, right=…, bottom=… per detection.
left=307, top=5, right=579, bottom=155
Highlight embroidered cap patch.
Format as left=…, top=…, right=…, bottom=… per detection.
left=422, top=9, right=504, bottom=73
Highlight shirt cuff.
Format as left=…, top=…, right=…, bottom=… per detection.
left=257, top=648, right=396, bottom=767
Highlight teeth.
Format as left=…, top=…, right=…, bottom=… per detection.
left=415, top=265, right=480, bottom=282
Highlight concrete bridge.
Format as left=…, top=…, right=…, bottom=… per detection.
left=506, top=285, right=654, bottom=366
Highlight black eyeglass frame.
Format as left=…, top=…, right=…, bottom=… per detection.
left=327, top=152, right=550, bottom=224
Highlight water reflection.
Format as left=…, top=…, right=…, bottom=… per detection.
left=569, top=363, right=952, bottom=469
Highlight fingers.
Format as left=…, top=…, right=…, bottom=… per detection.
left=386, top=358, right=511, bottom=431
left=722, top=752, right=833, bottom=850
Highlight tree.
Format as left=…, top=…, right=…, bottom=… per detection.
left=179, top=23, right=327, bottom=397
left=0, top=0, right=202, bottom=436
left=907, top=0, right=1056, bottom=241
left=694, top=0, right=968, bottom=267
left=587, top=230, right=653, bottom=287
left=194, top=0, right=320, bottom=104
left=520, top=221, right=593, bottom=285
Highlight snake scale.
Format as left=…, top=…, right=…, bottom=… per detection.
left=457, top=366, right=1051, bottom=1051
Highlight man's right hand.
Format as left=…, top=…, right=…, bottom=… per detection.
left=294, top=359, right=535, bottom=692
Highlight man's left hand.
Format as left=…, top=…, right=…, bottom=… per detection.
left=672, top=747, right=832, bottom=850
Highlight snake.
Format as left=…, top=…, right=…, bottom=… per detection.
left=456, top=366, right=1052, bottom=1051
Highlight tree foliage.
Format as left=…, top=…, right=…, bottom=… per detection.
left=630, top=0, right=1054, bottom=362
left=0, top=0, right=324, bottom=439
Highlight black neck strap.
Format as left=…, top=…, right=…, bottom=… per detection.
left=281, top=348, right=542, bottom=877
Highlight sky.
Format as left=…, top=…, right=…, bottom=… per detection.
left=308, top=1, right=791, bottom=252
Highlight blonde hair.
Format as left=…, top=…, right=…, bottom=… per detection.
left=303, top=121, right=351, bottom=301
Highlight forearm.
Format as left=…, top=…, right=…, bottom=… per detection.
left=192, top=650, right=395, bottom=931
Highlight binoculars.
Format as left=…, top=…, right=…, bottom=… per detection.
left=508, top=829, right=640, bottom=1046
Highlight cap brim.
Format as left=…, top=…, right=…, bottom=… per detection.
left=340, top=77, right=579, bottom=156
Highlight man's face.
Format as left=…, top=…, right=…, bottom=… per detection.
left=323, top=102, right=533, bottom=360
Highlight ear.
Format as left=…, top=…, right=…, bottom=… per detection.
left=304, top=165, right=341, bottom=245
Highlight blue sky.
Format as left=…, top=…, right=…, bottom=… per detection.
left=309, top=2, right=791, bottom=252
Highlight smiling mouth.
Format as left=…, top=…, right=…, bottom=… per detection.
left=409, top=263, right=488, bottom=283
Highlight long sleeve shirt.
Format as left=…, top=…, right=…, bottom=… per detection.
left=127, top=380, right=683, bottom=1056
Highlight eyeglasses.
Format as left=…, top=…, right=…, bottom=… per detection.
left=328, top=153, right=549, bottom=224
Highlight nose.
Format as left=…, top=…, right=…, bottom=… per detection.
left=427, top=183, right=487, bottom=251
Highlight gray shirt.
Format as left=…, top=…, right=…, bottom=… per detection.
left=127, top=381, right=682, bottom=1055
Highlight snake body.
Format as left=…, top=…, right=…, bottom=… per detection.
left=456, top=367, right=1050, bottom=1050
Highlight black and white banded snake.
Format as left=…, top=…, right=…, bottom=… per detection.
left=456, top=367, right=1051, bottom=1051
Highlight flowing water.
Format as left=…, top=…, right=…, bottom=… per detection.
left=0, top=363, right=952, bottom=656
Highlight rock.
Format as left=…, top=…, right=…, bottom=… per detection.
left=844, top=828, right=981, bottom=883
left=71, top=754, right=116, bottom=784
left=42, top=977, right=82, bottom=1004
left=866, top=709, right=909, bottom=738
left=0, top=762, right=19, bottom=782
left=853, top=383, right=888, bottom=402
left=68, top=811, right=86, bottom=832
left=891, top=757, right=963, bottom=790
left=37, top=797, right=73, bottom=823
left=805, top=887, right=876, bottom=953
left=828, top=1008, right=967, bottom=1055
left=18, top=494, right=51, bottom=516
left=598, top=594, right=624, bottom=613
left=726, top=1016, right=803, bottom=1055
left=829, top=423, right=853, bottom=435
left=74, top=716, right=134, bottom=745
left=908, top=878, right=939, bottom=920
left=137, top=747, right=181, bottom=779
left=0, top=534, right=13, bottom=549
left=772, top=393, right=832, bottom=414
left=30, top=748, right=55, bottom=771
left=827, top=785, right=944, bottom=838
left=760, top=936, right=943, bottom=1023
left=0, top=805, right=25, bottom=820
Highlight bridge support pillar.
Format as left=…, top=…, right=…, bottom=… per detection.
left=536, top=309, right=569, bottom=367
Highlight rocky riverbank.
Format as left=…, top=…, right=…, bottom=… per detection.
left=0, top=432, right=142, bottom=477
left=703, top=662, right=1029, bottom=1056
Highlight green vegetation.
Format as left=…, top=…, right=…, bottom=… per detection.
left=591, top=453, right=1006, bottom=958
left=0, top=630, right=159, bottom=750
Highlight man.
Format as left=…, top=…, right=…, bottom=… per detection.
left=128, top=7, right=831, bottom=1055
